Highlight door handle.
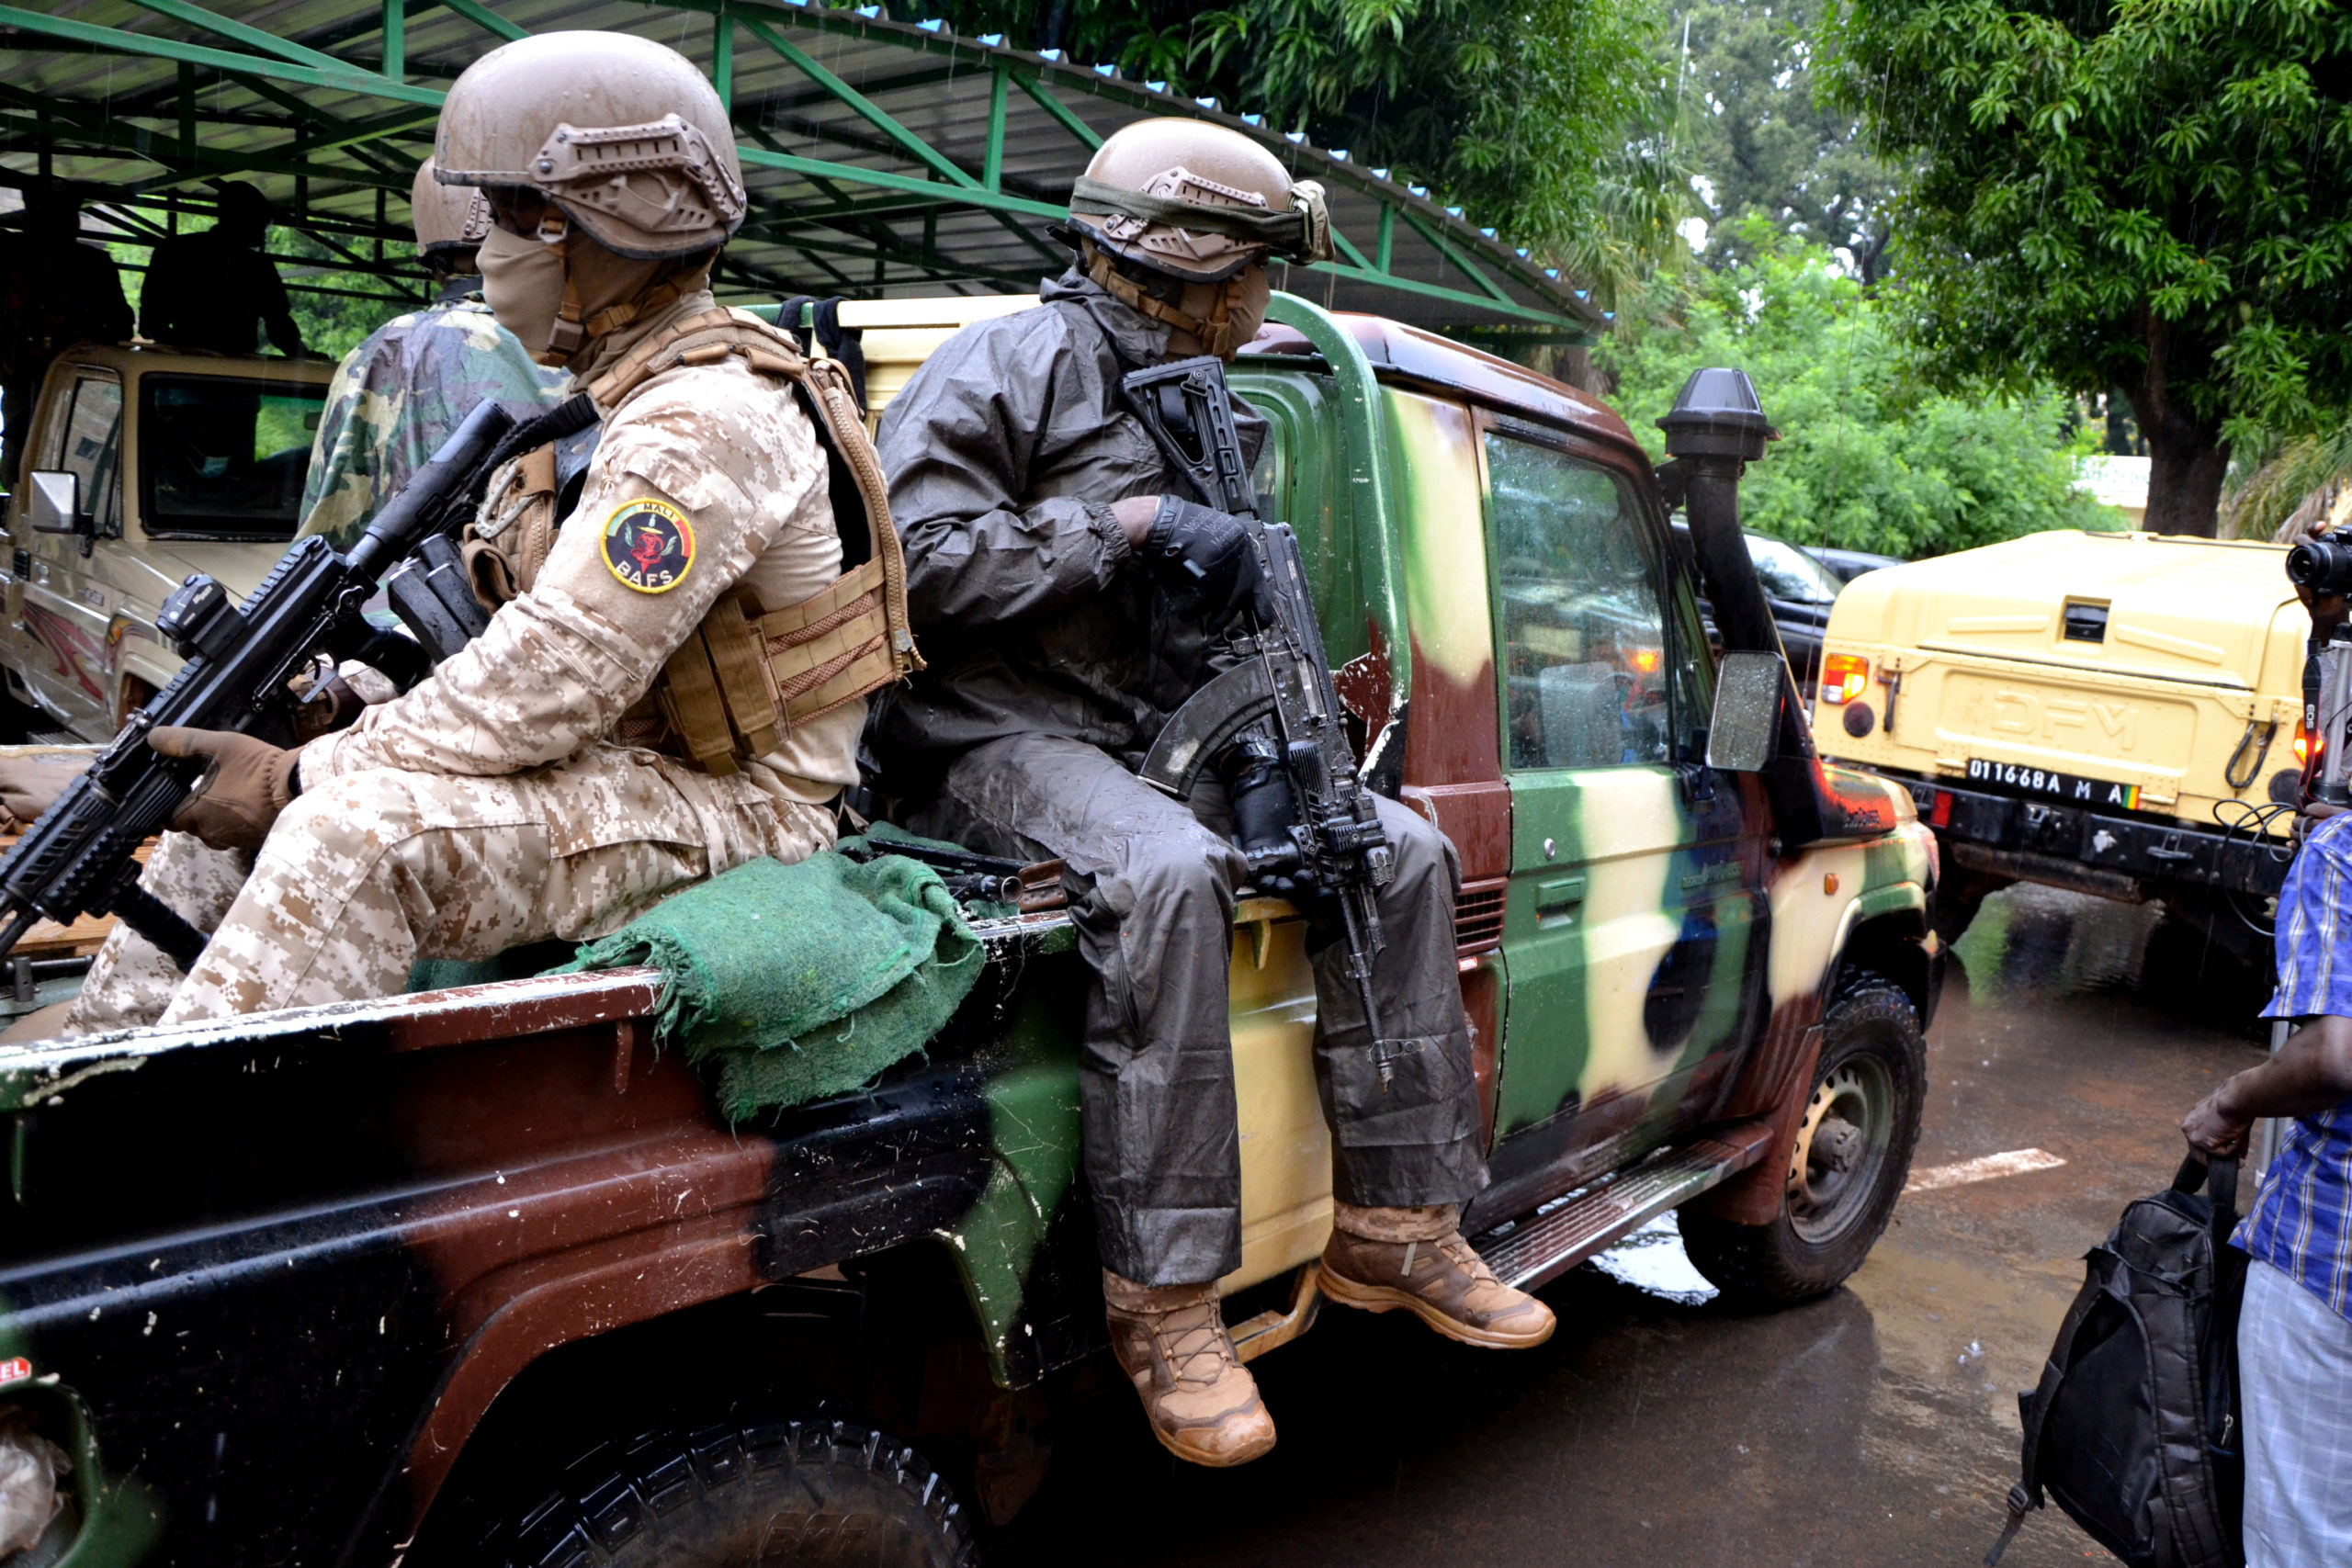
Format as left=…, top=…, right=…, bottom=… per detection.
left=1533, top=874, right=1587, bottom=916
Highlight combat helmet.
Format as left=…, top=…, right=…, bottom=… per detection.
left=1058, top=118, right=1330, bottom=355
left=433, top=30, right=745, bottom=261
left=410, top=158, right=490, bottom=265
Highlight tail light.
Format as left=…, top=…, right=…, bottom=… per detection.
left=1821, top=652, right=1870, bottom=705
left=2295, top=720, right=2312, bottom=766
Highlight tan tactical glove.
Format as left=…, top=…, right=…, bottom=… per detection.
left=147, top=728, right=301, bottom=852
left=0, top=753, right=87, bottom=832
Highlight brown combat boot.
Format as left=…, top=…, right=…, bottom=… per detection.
left=1102, top=1270, right=1277, bottom=1468
left=1318, top=1202, right=1556, bottom=1349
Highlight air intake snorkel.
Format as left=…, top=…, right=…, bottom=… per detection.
left=1657, top=368, right=1885, bottom=847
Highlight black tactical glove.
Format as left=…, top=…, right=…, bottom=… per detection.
left=1224, top=732, right=1315, bottom=897
left=1140, top=497, right=1272, bottom=631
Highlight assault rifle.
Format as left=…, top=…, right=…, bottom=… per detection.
left=1121, top=356, right=1407, bottom=1088
left=0, top=396, right=591, bottom=969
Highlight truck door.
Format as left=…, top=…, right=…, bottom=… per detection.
left=1480, top=418, right=1758, bottom=1168
left=15, top=367, right=123, bottom=735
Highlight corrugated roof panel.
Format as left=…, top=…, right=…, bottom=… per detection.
left=0, top=0, right=1597, bottom=330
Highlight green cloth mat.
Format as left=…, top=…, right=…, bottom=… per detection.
left=562, top=852, right=985, bottom=1121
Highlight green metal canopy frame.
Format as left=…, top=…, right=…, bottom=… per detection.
left=0, top=0, right=1601, bottom=336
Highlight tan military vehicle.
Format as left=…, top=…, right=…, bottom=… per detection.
left=1812, top=528, right=2301, bottom=955
left=0, top=343, right=332, bottom=739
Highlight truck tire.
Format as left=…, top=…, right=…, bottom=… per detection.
left=497, top=1418, right=979, bottom=1568
left=1680, top=976, right=1925, bottom=1305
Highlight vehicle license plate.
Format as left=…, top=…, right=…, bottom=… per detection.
left=1964, top=758, right=2141, bottom=811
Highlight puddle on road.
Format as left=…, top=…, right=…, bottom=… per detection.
left=1587, top=1211, right=1716, bottom=1304
left=1951, top=883, right=2272, bottom=1019
left=1953, top=884, right=2168, bottom=1004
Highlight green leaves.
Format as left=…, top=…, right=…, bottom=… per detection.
left=1597, top=220, right=2116, bottom=558
left=1666, top=0, right=1902, bottom=284
left=1821, top=0, right=2352, bottom=533
left=927, top=0, right=1684, bottom=293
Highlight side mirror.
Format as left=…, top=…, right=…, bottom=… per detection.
left=25, top=472, right=80, bottom=536
left=1706, top=650, right=1784, bottom=773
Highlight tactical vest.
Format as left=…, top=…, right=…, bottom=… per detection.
left=468, top=306, right=922, bottom=778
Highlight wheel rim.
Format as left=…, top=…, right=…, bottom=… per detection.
left=1785, top=1052, right=1895, bottom=1244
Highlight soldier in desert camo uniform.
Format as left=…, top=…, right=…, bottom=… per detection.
left=56, top=30, right=916, bottom=1033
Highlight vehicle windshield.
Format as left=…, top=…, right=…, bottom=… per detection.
left=1747, top=533, right=1842, bottom=605
left=140, top=375, right=324, bottom=540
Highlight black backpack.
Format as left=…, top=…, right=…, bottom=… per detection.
left=1987, top=1155, right=2246, bottom=1568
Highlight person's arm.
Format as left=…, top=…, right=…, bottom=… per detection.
left=874, top=315, right=1147, bottom=631
left=137, top=239, right=179, bottom=341
left=293, top=342, right=375, bottom=547
left=2183, top=1014, right=2352, bottom=1155
left=85, top=250, right=132, bottom=344
left=256, top=257, right=305, bottom=357
left=240, top=247, right=305, bottom=355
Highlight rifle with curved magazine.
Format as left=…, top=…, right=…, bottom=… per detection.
left=1122, top=355, right=1406, bottom=1087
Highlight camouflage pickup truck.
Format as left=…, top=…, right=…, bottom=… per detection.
left=0, top=296, right=1937, bottom=1568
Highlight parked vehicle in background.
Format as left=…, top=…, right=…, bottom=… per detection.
left=1806, top=544, right=1903, bottom=584
left=1673, top=521, right=1843, bottom=692
left=0, top=298, right=1939, bottom=1567
left=1812, top=529, right=2298, bottom=958
left=0, top=343, right=333, bottom=740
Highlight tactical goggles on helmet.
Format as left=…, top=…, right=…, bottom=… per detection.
left=1066, top=174, right=1334, bottom=272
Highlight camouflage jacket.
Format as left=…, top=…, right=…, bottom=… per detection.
left=298, top=282, right=561, bottom=551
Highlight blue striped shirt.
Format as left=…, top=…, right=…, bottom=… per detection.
left=2242, top=811, right=2352, bottom=1322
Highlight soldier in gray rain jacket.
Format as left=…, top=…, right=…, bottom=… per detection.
left=872, top=118, right=1555, bottom=1472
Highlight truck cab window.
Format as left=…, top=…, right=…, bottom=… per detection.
left=141, top=375, right=325, bottom=541
left=51, top=374, right=124, bottom=535
left=1486, top=431, right=1676, bottom=770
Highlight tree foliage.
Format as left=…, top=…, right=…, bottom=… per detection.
left=1599, top=219, right=2115, bottom=558
left=1817, top=0, right=2352, bottom=536
left=1667, top=0, right=1900, bottom=278
left=2222, top=417, right=2352, bottom=540
left=922, top=0, right=1687, bottom=293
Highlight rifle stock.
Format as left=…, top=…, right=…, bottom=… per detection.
left=0, top=398, right=528, bottom=968
left=1122, top=356, right=1408, bottom=1088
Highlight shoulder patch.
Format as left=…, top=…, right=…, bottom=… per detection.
left=601, top=498, right=696, bottom=593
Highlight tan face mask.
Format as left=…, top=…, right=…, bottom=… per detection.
left=476, top=224, right=567, bottom=358
left=1210, top=265, right=1272, bottom=358
left=1163, top=264, right=1271, bottom=360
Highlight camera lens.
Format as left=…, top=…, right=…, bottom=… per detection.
left=2287, top=537, right=2352, bottom=594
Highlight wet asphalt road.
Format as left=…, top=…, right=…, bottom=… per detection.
left=992, top=885, right=2276, bottom=1567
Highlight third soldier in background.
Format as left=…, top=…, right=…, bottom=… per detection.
left=298, top=160, right=566, bottom=551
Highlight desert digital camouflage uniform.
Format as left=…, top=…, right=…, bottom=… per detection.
left=64, top=288, right=858, bottom=1031
left=298, top=278, right=561, bottom=551
left=62, top=832, right=252, bottom=1033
